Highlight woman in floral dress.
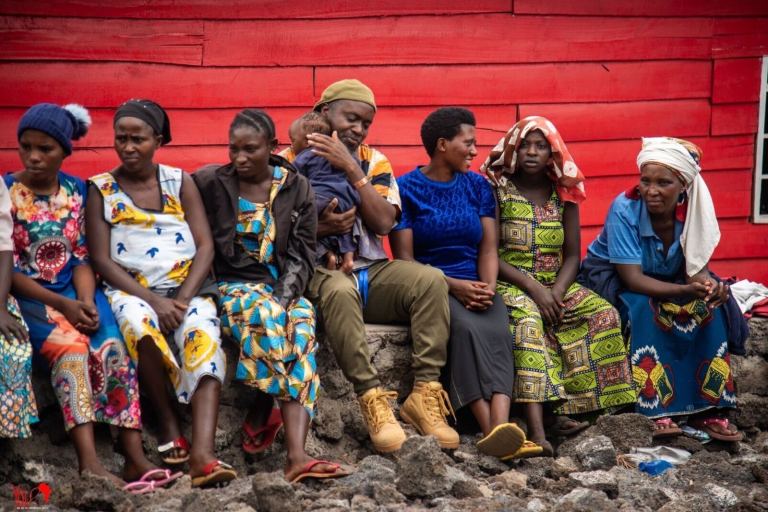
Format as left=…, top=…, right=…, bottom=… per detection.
left=8, top=102, right=172, bottom=491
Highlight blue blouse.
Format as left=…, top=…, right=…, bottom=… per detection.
left=393, top=168, right=496, bottom=281
left=585, top=192, right=684, bottom=279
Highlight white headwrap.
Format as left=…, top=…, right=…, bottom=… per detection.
left=636, top=137, right=719, bottom=277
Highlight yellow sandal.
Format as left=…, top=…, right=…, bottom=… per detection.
left=477, top=423, right=526, bottom=458
left=501, top=440, right=546, bottom=460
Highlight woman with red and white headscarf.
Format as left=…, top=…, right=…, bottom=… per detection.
left=484, top=116, right=636, bottom=457
left=579, top=136, right=742, bottom=443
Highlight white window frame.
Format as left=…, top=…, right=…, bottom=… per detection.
left=753, top=55, right=768, bottom=223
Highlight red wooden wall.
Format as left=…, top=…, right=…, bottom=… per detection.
left=1, top=1, right=767, bottom=283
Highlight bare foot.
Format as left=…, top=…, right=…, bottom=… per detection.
left=188, top=450, right=220, bottom=479
left=325, top=252, right=338, bottom=271
left=122, top=458, right=163, bottom=483
left=157, top=420, right=188, bottom=463
left=340, top=252, right=354, bottom=274
left=81, top=465, right=125, bottom=488
left=527, top=434, right=554, bottom=457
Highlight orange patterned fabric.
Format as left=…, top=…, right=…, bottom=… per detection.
left=481, top=116, right=586, bottom=204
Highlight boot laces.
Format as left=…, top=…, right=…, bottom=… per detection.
left=362, top=390, right=398, bottom=433
left=423, top=386, right=456, bottom=426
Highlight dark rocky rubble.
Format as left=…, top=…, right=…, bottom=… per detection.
left=2, top=319, right=767, bottom=511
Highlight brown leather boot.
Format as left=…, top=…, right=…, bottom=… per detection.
left=400, top=381, right=459, bottom=449
left=358, top=387, right=406, bottom=453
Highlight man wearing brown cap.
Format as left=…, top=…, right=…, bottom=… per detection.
left=289, top=79, right=458, bottom=453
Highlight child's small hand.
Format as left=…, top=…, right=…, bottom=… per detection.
left=0, top=308, right=28, bottom=342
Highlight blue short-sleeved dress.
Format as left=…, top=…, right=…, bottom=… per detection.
left=393, top=168, right=514, bottom=409
left=580, top=190, right=736, bottom=418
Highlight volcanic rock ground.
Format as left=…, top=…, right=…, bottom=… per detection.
left=2, top=321, right=767, bottom=511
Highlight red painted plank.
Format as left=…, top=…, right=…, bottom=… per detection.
left=577, top=169, right=753, bottom=227
left=713, top=18, right=768, bottom=58
left=714, top=33, right=768, bottom=59
left=709, top=258, right=768, bottom=284
left=694, top=135, right=755, bottom=171
left=711, top=103, right=760, bottom=136
left=0, top=16, right=203, bottom=65
left=0, top=0, right=510, bottom=19
left=316, top=62, right=712, bottom=106
left=712, top=58, right=762, bottom=104
left=0, top=63, right=314, bottom=108
left=0, top=146, right=228, bottom=179
left=567, top=140, right=642, bottom=178
left=0, top=106, right=516, bottom=149
left=514, top=0, right=768, bottom=17
left=560, top=136, right=754, bottom=178
left=711, top=221, right=768, bottom=260
left=204, top=16, right=712, bottom=66
left=518, top=100, right=711, bottom=143
left=363, top=106, right=517, bottom=147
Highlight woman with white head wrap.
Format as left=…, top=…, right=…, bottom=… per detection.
left=636, top=137, right=720, bottom=278
left=579, top=137, right=742, bottom=443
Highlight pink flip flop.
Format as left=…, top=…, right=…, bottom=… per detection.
left=123, top=468, right=183, bottom=494
left=689, top=417, right=743, bottom=442
left=123, top=479, right=156, bottom=495
left=138, top=468, right=184, bottom=487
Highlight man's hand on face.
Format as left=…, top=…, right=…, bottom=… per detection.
left=307, top=131, right=360, bottom=176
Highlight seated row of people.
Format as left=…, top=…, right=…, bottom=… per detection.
left=0, top=79, right=744, bottom=493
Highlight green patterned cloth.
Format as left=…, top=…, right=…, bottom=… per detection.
left=496, top=182, right=636, bottom=414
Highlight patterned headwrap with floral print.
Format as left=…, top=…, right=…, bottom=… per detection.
left=480, top=116, right=586, bottom=204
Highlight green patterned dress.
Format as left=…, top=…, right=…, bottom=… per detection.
left=496, top=182, right=636, bottom=415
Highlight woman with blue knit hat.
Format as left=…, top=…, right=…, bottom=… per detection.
left=6, top=102, right=175, bottom=492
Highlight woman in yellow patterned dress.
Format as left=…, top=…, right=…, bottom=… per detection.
left=86, top=99, right=234, bottom=488
left=193, top=109, right=348, bottom=483
left=481, top=116, right=636, bottom=456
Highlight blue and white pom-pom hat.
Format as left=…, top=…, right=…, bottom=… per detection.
left=17, top=103, right=92, bottom=155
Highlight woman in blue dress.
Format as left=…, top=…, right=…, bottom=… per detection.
left=390, top=107, right=527, bottom=459
left=579, top=137, right=742, bottom=442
